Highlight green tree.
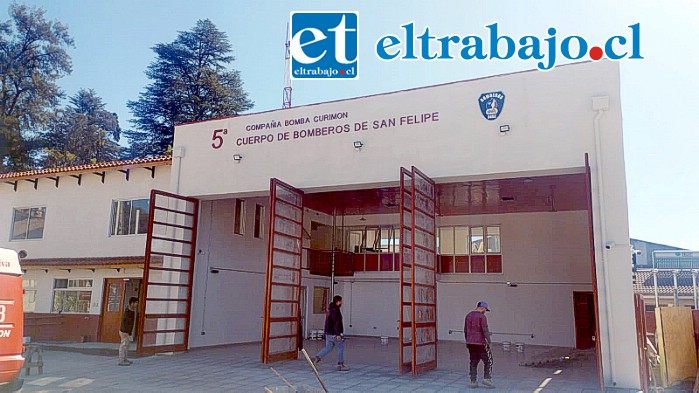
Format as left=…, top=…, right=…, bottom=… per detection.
left=41, top=89, right=122, bottom=167
left=125, top=19, right=253, bottom=156
left=0, top=4, right=73, bottom=172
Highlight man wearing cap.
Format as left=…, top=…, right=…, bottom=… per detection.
left=464, top=301, right=494, bottom=388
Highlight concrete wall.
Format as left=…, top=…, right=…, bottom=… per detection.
left=0, top=165, right=171, bottom=259
left=174, top=61, right=619, bottom=197
left=189, top=198, right=268, bottom=347
left=188, top=197, right=334, bottom=348
left=334, top=210, right=592, bottom=347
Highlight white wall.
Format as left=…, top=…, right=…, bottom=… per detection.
left=335, top=210, right=593, bottom=347
left=0, top=165, right=171, bottom=259
left=302, top=275, right=333, bottom=336
left=173, top=61, right=620, bottom=198
left=189, top=197, right=335, bottom=348
left=439, top=210, right=593, bottom=347
left=189, top=198, right=268, bottom=347
left=336, top=277, right=400, bottom=338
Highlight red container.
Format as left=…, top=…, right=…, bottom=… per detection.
left=0, top=248, right=24, bottom=391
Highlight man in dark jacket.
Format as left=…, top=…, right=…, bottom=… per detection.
left=313, top=295, right=349, bottom=371
left=464, top=301, right=494, bottom=388
left=118, top=297, right=138, bottom=366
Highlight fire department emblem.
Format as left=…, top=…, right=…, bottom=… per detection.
left=478, top=91, right=506, bottom=121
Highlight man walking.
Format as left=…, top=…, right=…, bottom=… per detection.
left=464, top=301, right=494, bottom=388
left=313, top=295, right=350, bottom=371
left=118, top=297, right=138, bottom=366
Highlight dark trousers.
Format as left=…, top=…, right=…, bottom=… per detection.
left=467, top=344, right=493, bottom=381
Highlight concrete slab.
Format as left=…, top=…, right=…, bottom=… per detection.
left=17, top=338, right=603, bottom=392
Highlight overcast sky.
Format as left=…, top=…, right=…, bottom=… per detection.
left=13, top=0, right=699, bottom=249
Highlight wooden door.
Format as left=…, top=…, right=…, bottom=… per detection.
left=261, top=178, right=304, bottom=363
left=100, top=278, right=125, bottom=343
left=136, top=189, right=199, bottom=354
left=573, top=291, right=596, bottom=349
left=399, top=166, right=438, bottom=375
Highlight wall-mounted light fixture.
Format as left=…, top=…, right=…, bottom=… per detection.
left=233, top=154, right=243, bottom=163
left=353, top=141, right=363, bottom=151
left=499, top=125, right=511, bottom=133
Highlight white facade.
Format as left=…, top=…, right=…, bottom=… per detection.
left=0, top=165, right=170, bottom=316
left=172, top=61, right=639, bottom=388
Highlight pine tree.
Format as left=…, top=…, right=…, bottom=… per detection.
left=0, top=4, right=73, bottom=172
left=42, top=89, right=122, bottom=167
left=125, top=19, right=253, bottom=156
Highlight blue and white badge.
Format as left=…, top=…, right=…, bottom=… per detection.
left=478, top=91, right=505, bottom=121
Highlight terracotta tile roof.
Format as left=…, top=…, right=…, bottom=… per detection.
left=633, top=269, right=697, bottom=295
left=20, top=256, right=145, bottom=269
left=0, top=156, right=172, bottom=181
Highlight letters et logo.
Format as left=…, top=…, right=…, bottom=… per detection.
left=479, top=92, right=505, bottom=121
left=290, top=12, right=358, bottom=80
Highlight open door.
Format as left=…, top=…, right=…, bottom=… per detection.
left=573, top=291, right=596, bottom=350
left=261, top=179, right=305, bottom=363
left=136, top=190, right=199, bottom=354
left=100, top=278, right=126, bottom=343
left=399, top=166, right=438, bottom=374
left=101, top=278, right=142, bottom=343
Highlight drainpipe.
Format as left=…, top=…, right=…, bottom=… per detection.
left=331, top=208, right=336, bottom=299
left=169, top=147, right=185, bottom=194
left=592, top=96, right=617, bottom=385
left=692, top=270, right=698, bottom=309
left=652, top=269, right=659, bottom=308
left=165, top=146, right=185, bottom=345
left=672, top=269, right=680, bottom=307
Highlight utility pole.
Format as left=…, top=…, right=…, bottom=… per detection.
left=283, top=22, right=292, bottom=108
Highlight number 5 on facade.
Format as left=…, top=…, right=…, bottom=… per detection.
left=212, top=129, right=227, bottom=149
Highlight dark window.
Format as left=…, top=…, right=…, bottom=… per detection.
left=254, top=204, right=265, bottom=239
left=110, top=199, right=149, bottom=236
left=11, top=207, right=46, bottom=240
left=234, top=199, right=245, bottom=235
